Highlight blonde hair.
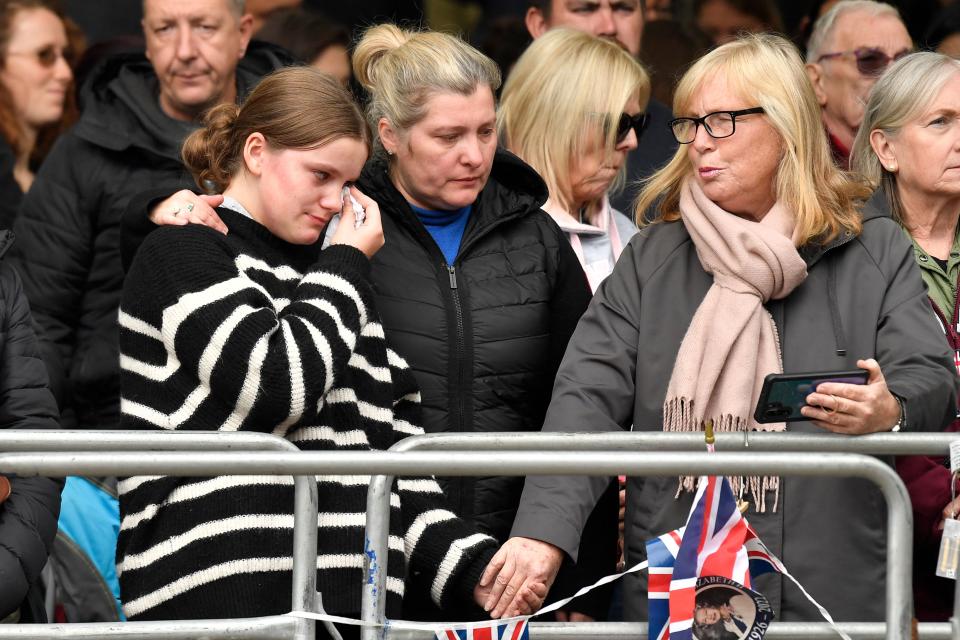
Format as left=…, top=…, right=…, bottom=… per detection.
left=498, top=29, right=650, bottom=213
left=353, top=23, right=500, bottom=152
left=182, top=66, right=369, bottom=193
left=635, top=32, right=869, bottom=246
left=851, top=52, right=960, bottom=223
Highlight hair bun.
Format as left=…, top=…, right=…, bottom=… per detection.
left=181, top=103, right=241, bottom=193
left=353, top=23, right=414, bottom=91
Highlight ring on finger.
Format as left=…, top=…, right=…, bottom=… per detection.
left=173, top=202, right=195, bottom=217
left=823, top=394, right=838, bottom=415
left=832, top=394, right=844, bottom=414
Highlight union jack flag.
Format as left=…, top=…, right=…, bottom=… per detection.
left=436, top=618, right=529, bottom=640
left=744, top=526, right=787, bottom=578
left=646, top=475, right=782, bottom=640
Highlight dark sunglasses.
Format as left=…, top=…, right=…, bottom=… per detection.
left=816, top=47, right=910, bottom=77
left=616, top=112, right=648, bottom=143
left=7, top=44, right=74, bottom=68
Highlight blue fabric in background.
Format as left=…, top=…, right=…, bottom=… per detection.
left=409, top=203, right=471, bottom=265
left=58, top=476, right=124, bottom=620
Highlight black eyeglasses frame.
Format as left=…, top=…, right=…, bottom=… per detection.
left=667, top=107, right=765, bottom=145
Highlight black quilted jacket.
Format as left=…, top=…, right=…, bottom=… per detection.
left=0, top=231, right=62, bottom=619
left=357, top=150, right=592, bottom=540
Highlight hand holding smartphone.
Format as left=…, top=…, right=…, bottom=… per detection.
left=754, top=369, right=869, bottom=423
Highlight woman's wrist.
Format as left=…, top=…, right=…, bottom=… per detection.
left=889, top=394, right=905, bottom=432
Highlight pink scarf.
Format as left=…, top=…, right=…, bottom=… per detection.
left=663, top=180, right=808, bottom=511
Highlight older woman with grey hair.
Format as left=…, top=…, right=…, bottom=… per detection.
left=852, top=51, right=960, bottom=622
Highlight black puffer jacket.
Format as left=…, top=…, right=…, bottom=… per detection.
left=0, top=231, right=62, bottom=620
left=10, top=43, right=290, bottom=430
left=357, top=150, right=592, bottom=539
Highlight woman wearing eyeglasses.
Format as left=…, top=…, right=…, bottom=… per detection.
left=480, top=33, right=957, bottom=624
left=0, top=0, right=78, bottom=229
left=851, top=51, right=960, bottom=623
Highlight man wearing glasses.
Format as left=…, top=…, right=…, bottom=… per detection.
left=804, top=0, right=911, bottom=168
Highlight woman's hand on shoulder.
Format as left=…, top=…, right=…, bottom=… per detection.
left=801, top=358, right=902, bottom=434
left=329, top=186, right=384, bottom=259
left=149, top=190, right=228, bottom=235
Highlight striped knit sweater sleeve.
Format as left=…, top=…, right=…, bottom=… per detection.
left=117, top=220, right=496, bottom=621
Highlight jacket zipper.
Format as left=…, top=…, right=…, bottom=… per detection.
left=447, top=264, right=467, bottom=435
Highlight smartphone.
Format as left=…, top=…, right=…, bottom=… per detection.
left=754, top=369, right=869, bottom=423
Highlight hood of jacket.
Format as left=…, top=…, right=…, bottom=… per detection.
left=359, top=147, right=549, bottom=239
left=863, top=188, right=892, bottom=222
left=797, top=191, right=887, bottom=267
left=73, top=41, right=292, bottom=161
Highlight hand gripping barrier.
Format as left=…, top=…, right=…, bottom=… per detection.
left=0, top=431, right=954, bottom=639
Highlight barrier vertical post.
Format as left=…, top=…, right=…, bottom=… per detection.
left=362, top=473, right=393, bottom=640
left=952, top=575, right=960, bottom=640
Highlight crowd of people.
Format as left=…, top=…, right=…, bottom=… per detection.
left=0, top=0, right=957, bottom=633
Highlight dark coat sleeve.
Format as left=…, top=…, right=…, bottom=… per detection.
left=896, top=453, right=953, bottom=549
left=9, top=133, right=96, bottom=406
left=0, top=139, right=23, bottom=232
left=120, top=184, right=198, bottom=273
left=541, top=221, right=617, bottom=617
left=0, top=261, right=63, bottom=618
left=511, top=235, right=644, bottom=560
left=546, top=224, right=592, bottom=374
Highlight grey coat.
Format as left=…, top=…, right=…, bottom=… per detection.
left=511, top=198, right=958, bottom=622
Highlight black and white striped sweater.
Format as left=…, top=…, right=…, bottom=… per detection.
left=117, top=209, right=496, bottom=621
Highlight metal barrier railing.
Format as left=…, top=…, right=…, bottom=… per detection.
left=0, top=431, right=317, bottom=640
left=365, top=431, right=960, bottom=640
left=0, top=431, right=955, bottom=640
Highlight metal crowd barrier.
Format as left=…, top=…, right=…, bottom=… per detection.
left=365, top=431, right=960, bottom=640
left=0, top=431, right=953, bottom=640
left=362, top=432, right=960, bottom=640
left=0, top=431, right=318, bottom=640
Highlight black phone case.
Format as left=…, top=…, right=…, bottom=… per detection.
left=753, top=369, right=869, bottom=423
